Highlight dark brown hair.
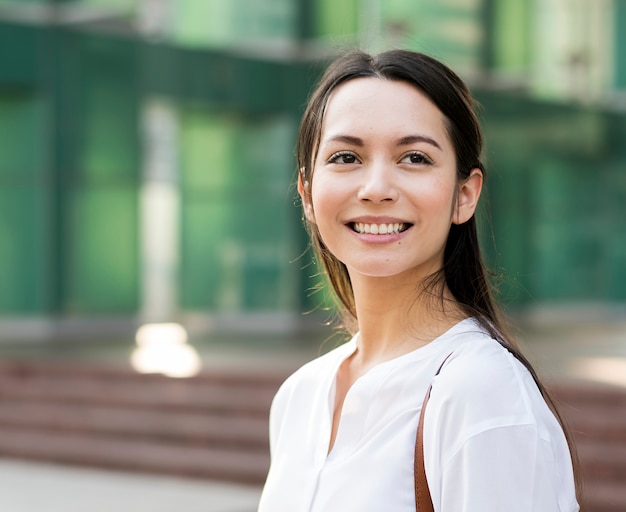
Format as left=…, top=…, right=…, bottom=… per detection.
left=296, top=49, right=581, bottom=500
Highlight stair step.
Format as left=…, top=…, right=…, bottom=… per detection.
left=551, top=380, right=626, bottom=408
left=581, top=481, right=626, bottom=512
left=0, top=359, right=287, bottom=387
left=0, top=425, right=269, bottom=484
left=577, top=439, right=626, bottom=484
left=0, top=375, right=276, bottom=415
left=563, top=405, right=626, bottom=444
left=0, top=400, right=268, bottom=448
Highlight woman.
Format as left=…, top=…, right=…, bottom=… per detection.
left=258, top=49, right=579, bottom=511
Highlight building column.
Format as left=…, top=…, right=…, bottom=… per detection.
left=139, top=98, right=180, bottom=323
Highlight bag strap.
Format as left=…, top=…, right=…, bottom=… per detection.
left=414, top=353, right=453, bottom=512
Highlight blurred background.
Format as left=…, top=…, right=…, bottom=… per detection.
left=0, top=0, right=625, bottom=510
left=0, top=0, right=624, bottom=344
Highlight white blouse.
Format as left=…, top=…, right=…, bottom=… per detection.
left=258, top=318, right=579, bottom=512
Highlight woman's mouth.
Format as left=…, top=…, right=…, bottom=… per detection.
left=350, top=222, right=411, bottom=235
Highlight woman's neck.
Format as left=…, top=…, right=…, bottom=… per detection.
left=349, top=272, right=465, bottom=367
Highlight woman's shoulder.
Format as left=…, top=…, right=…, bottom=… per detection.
left=434, top=319, right=522, bottom=382
left=431, top=329, right=546, bottom=427
left=445, top=330, right=525, bottom=380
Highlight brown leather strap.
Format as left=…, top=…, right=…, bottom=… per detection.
left=415, top=353, right=453, bottom=512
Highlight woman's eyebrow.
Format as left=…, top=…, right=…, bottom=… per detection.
left=322, top=133, right=442, bottom=150
left=396, top=134, right=442, bottom=150
left=323, top=134, right=364, bottom=146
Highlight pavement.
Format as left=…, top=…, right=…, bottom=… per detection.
left=0, top=308, right=625, bottom=512
left=0, top=459, right=262, bottom=512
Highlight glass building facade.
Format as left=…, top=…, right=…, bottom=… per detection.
left=0, top=0, right=625, bottom=338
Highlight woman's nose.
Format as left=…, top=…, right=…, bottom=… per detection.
left=356, top=164, right=398, bottom=203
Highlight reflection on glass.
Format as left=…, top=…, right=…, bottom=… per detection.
left=131, top=322, right=201, bottom=378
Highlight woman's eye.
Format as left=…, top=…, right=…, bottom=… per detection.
left=328, top=152, right=359, bottom=164
left=401, top=152, right=433, bottom=165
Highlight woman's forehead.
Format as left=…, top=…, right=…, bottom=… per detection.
left=319, top=77, right=450, bottom=148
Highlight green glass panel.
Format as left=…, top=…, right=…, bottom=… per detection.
left=180, top=108, right=238, bottom=309
left=528, top=157, right=600, bottom=300
left=233, top=0, right=295, bottom=40
left=180, top=111, right=297, bottom=311
left=78, top=0, right=136, bottom=10
left=64, top=186, right=138, bottom=313
left=80, top=81, right=138, bottom=181
left=0, top=22, right=40, bottom=87
left=493, top=0, right=530, bottom=72
left=481, top=162, right=531, bottom=305
left=172, top=0, right=295, bottom=48
left=235, top=116, right=294, bottom=190
left=179, top=109, right=236, bottom=191
left=0, top=0, right=50, bottom=3
left=380, top=0, right=483, bottom=71
left=173, top=0, right=233, bottom=47
left=316, top=0, right=359, bottom=39
left=0, top=93, right=47, bottom=181
left=605, top=159, right=626, bottom=299
left=476, top=89, right=626, bottom=305
left=0, top=185, right=48, bottom=312
left=180, top=199, right=223, bottom=309
left=0, top=93, right=49, bottom=313
left=230, top=117, right=296, bottom=310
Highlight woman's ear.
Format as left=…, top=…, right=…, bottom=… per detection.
left=453, top=168, right=483, bottom=225
left=297, top=171, right=315, bottom=223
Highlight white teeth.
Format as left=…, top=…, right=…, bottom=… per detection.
left=354, top=223, right=405, bottom=234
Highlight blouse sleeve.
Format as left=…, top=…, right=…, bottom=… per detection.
left=425, top=344, right=579, bottom=512
left=438, top=424, right=576, bottom=511
left=267, top=379, right=290, bottom=459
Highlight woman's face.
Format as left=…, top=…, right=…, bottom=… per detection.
left=303, top=77, right=481, bottom=282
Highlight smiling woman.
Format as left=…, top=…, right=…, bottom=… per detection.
left=308, top=78, right=481, bottom=285
left=258, top=50, right=580, bottom=512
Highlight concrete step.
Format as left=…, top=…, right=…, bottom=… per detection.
left=0, top=425, right=269, bottom=484
left=562, top=405, right=626, bottom=445
left=0, top=373, right=277, bottom=416
left=0, top=359, right=287, bottom=386
left=580, top=481, right=626, bottom=512
left=551, top=381, right=626, bottom=488
left=577, top=439, right=626, bottom=484
left=0, top=400, right=269, bottom=448
left=552, top=380, right=626, bottom=408
left=551, top=380, right=626, bottom=512
left=0, top=359, right=278, bottom=484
